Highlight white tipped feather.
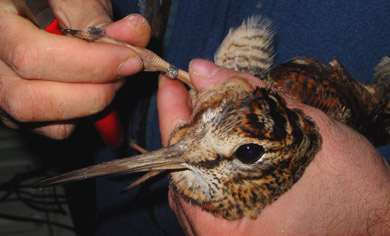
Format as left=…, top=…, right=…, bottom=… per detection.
left=214, top=16, right=275, bottom=77
left=374, top=56, right=390, bottom=83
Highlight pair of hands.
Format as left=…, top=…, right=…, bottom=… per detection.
left=1, top=1, right=389, bottom=235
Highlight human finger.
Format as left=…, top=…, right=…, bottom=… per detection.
left=0, top=10, right=145, bottom=83
left=104, top=14, right=151, bottom=47
left=188, top=58, right=266, bottom=91
left=49, top=0, right=113, bottom=29
left=32, top=122, right=76, bottom=140
left=157, top=75, right=191, bottom=147
left=0, top=60, right=121, bottom=122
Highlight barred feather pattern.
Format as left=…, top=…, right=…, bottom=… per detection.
left=214, top=16, right=274, bottom=78
left=374, top=56, right=390, bottom=84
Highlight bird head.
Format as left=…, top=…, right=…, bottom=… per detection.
left=35, top=78, right=321, bottom=220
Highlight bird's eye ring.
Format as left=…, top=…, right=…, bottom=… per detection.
left=234, top=144, right=265, bottom=164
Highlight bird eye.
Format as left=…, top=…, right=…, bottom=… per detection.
left=234, top=144, right=265, bottom=164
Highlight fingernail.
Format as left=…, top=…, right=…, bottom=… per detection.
left=124, top=14, right=146, bottom=28
left=117, top=57, right=143, bottom=76
left=189, top=59, right=221, bottom=79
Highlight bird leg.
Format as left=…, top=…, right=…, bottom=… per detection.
left=62, top=27, right=194, bottom=89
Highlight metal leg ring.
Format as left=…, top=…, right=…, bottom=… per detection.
left=166, top=64, right=179, bottom=79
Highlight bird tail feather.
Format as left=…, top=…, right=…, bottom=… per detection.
left=214, top=16, right=275, bottom=78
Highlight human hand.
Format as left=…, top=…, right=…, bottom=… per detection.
left=0, top=0, right=151, bottom=139
left=157, top=59, right=390, bottom=235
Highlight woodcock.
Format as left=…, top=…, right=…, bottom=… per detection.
left=35, top=16, right=390, bottom=220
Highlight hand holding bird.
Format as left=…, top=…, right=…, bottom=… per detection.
left=161, top=59, right=390, bottom=236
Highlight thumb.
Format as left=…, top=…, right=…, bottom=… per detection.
left=189, top=58, right=265, bottom=91
left=189, top=59, right=223, bottom=91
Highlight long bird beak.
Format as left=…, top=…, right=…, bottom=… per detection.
left=34, top=143, right=187, bottom=187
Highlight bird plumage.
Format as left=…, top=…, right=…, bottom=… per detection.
left=268, top=56, right=390, bottom=146
left=214, top=17, right=390, bottom=146
left=214, top=16, right=274, bottom=78
left=168, top=79, right=321, bottom=219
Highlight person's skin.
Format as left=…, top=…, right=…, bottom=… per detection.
left=0, top=0, right=151, bottom=139
left=158, top=58, right=390, bottom=235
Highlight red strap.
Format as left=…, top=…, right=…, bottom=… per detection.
left=93, top=110, right=123, bottom=148
left=44, top=18, right=62, bottom=35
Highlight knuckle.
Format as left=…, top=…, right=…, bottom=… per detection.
left=8, top=44, right=41, bottom=79
left=0, top=83, right=36, bottom=122
left=34, top=123, right=76, bottom=140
